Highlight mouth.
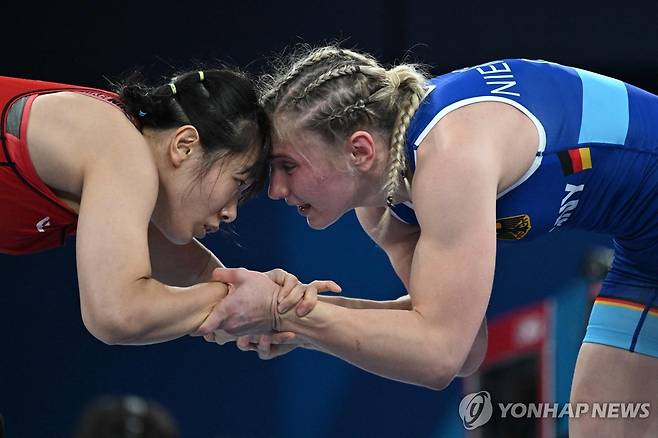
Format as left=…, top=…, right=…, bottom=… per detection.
left=284, top=198, right=312, bottom=216
left=200, top=224, right=219, bottom=237
left=296, top=203, right=311, bottom=216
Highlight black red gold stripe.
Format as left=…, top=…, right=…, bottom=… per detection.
left=595, top=297, right=658, bottom=317
left=558, top=147, right=592, bottom=175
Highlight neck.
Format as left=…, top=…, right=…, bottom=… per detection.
left=140, top=127, right=171, bottom=226
left=356, top=161, right=412, bottom=208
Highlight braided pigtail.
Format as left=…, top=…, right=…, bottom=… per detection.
left=383, top=66, right=427, bottom=206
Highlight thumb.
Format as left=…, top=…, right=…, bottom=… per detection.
left=193, top=303, right=229, bottom=337
left=211, top=267, right=247, bottom=284
left=310, top=280, right=342, bottom=294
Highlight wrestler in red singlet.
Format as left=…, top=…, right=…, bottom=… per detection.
left=0, top=77, right=138, bottom=254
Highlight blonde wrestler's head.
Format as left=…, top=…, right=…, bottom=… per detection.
left=261, top=46, right=427, bottom=229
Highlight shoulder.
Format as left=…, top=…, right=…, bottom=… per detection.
left=31, top=91, right=139, bottom=136
left=30, top=91, right=152, bottom=167
left=413, top=100, right=538, bottom=200
left=424, top=100, right=533, bottom=149
left=28, top=91, right=157, bottom=199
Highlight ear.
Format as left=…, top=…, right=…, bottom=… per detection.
left=347, top=130, right=377, bottom=171
left=169, top=125, right=201, bottom=168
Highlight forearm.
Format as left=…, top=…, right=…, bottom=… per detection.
left=317, top=294, right=411, bottom=310
left=297, top=295, right=411, bottom=355
left=88, top=279, right=228, bottom=345
left=297, top=299, right=484, bottom=373
left=278, top=302, right=460, bottom=389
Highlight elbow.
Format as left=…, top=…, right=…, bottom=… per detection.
left=424, top=365, right=459, bottom=391
left=422, top=352, right=462, bottom=391
left=422, top=338, right=473, bottom=390
left=457, top=326, right=488, bottom=377
left=457, top=349, right=486, bottom=378
left=81, top=302, right=146, bottom=345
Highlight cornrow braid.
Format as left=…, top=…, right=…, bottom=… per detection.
left=261, top=46, right=343, bottom=105
left=261, top=46, right=382, bottom=110
left=262, top=45, right=429, bottom=208
left=327, top=98, right=372, bottom=122
left=295, top=64, right=362, bottom=103
left=335, top=48, right=379, bottom=67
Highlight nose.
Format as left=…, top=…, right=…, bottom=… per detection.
left=268, top=169, right=289, bottom=200
left=220, top=197, right=238, bottom=224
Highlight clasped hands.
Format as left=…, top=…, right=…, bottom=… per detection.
left=193, top=267, right=341, bottom=359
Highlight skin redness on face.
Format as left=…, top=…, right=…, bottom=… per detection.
left=268, top=134, right=358, bottom=230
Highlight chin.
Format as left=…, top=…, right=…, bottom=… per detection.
left=307, top=213, right=341, bottom=230
left=151, top=217, right=192, bottom=245
left=163, top=227, right=193, bottom=245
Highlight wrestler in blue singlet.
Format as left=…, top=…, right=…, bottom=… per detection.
left=392, top=59, right=658, bottom=358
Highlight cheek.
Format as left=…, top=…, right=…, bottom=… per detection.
left=175, top=189, right=210, bottom=228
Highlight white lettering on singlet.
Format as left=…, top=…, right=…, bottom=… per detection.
left=550, top=184, right=585, bottom=231
left=476, top=62, right=521, bottom=97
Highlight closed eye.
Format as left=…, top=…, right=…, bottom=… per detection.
left=271, top=161, right=297, bottom=174
left=270, top=157, right=298, bottom=174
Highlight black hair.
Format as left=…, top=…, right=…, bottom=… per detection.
left=116, top=68, right=270, bottom=200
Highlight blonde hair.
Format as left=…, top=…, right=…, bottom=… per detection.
left=260, top=45, right=428, bottom=207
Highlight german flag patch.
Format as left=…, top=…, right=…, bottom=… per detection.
left=558, top=147, right=592, bottom=176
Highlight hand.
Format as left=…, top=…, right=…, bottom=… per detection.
left=264, top=268, right=342, bottom=316
left=236, top=331, right=305, bottom=360
left=194, top=268, right=280, bottom=337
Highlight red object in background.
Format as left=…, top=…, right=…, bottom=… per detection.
left=483, top=302, right=548, bottom=368
left=464, top=301, right=554, bottom=438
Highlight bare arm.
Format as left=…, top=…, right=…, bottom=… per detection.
left=274, top=103, right=523, bottom=388
left=353, top=206, right=487, bottom=375
left=317, top=294, right=411, bottom=310
left=314, top=295, right=485, bottom=376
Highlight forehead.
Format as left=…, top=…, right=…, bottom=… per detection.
left=270, top=128, right=331, bottom=163
left=270, top=136, right=299, bottom=158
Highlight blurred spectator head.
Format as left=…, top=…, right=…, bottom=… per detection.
left=75, top=395, right=178, bottom=438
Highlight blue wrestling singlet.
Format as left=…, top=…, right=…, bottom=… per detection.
left=392, top=59, right=658, bottom=358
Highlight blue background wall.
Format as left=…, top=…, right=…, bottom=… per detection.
left=0, top=1, right=650, bottom=436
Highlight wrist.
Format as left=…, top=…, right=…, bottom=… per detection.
left=271, top=285, right=282, bottom=331
left=277, top=307, right=295, bottom=332
left=278, top=300, right=332, bottom=337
